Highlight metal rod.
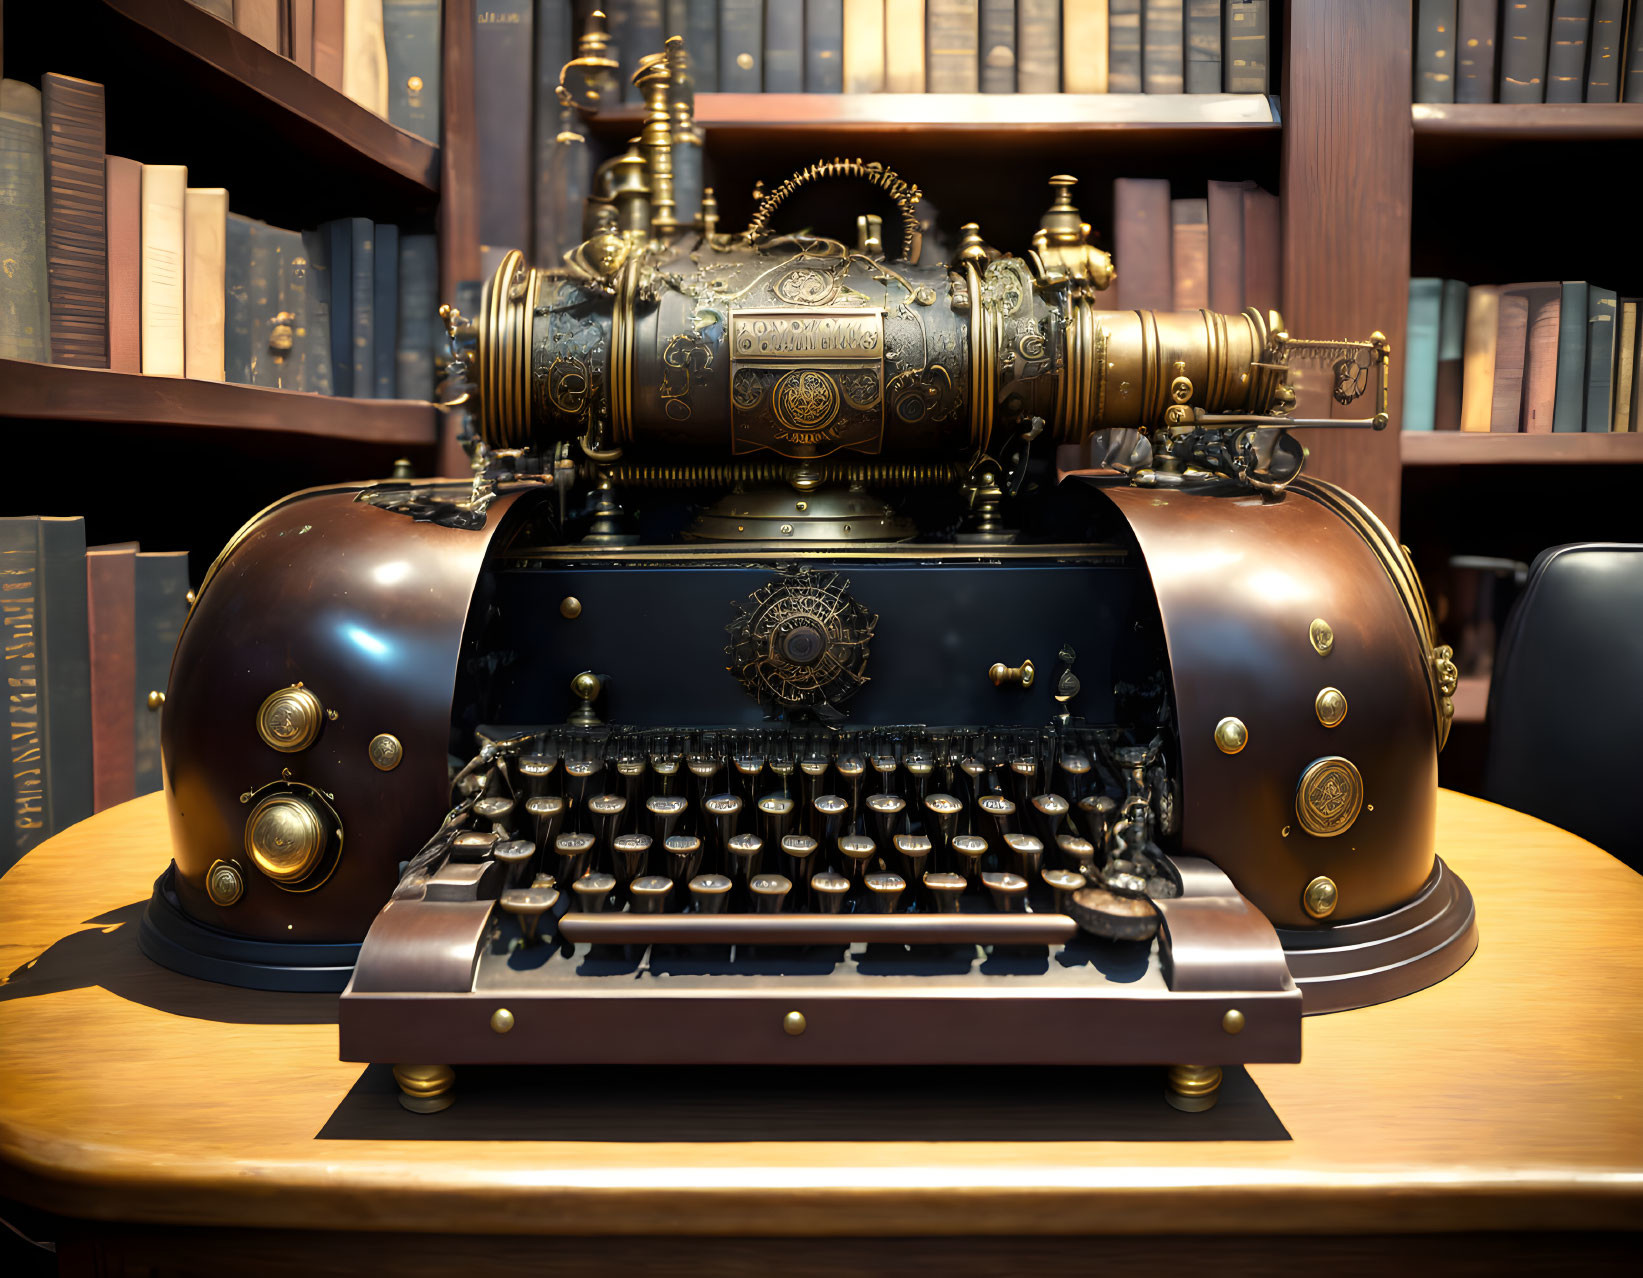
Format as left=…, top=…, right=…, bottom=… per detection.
left=555, top=912, right=1079, bottom=946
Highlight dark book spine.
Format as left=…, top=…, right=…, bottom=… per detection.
left=385, top=0, right=443, bottom=141
left=613, top=0, right=665, bottom=101
left=275, top=228, right=310, bottom=392
left=0, top=520, right=43, bottom=873
left=0, top=84, right=49, bottom=363
left=1222, top=0, right=1267, bottom=92
left=372, top=223, right=399, bottom=398
left=979, top=0, right=1016, bottom=91
left=534, top=0, right=575, bottom=264
left=474, top=1, right=534, bottom=251
left=1553, top=280, right=1589, bottom=432
left=351, top=219, right=376, bottom=399
left=86, top=545, right=137, bottom=814
left=720, top=0, right=764, bottom=90
left=133, top=552, right=190, bottom=797
left=1586, top=0, right=1625, bottom=100
left=325, top=218, right=354, bottom=396
left=397, top=233, right=439, bottom=402
left=1108, top=0, right=1142, bottom=92
left=765, top=0, right=805, bottom=90
left=808, top=0, right=846, bottom=90
left=1143, top=0, right=1184, bottom=93
left=1015, top=0, right=1059, bottom=91
left=224, top=214, right=255, bottom=384
left=41, top=74, right=108, bottom=368
left=301, top=228, right=334, bottom=395
left=1586, top=287, right=1617, bottom=431
left=1627, top=4, right=1643, bottom=102
left=688, top=0, right=719, bottom=90
left=247, top=220, right=282, bottom=388
left=1415, top=0, right=1458, bottom=103
left=1455, top=0, right=1498, bottom=102
left=927, top=0, right=981, bottom=92
left=1500, top=0, right=1553, bottom=102
left=1185, top=0, right=1220, bottom=93
left=1545, top=0, right=1592, bottom=102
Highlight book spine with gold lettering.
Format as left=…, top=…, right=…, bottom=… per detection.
left=1063, top=1, right=1108, bottom=93
left=474, top=1, right=532, bottom=252
left=765, top=0, right=805, bottom=90
left=1222, top=0, right=1267, bottom=92
left=1455, top=0, right=1497, bottom=101
left=1416, top=2, right=1458, bottom=105
left=1500, top=0, right=1552, bottom=103
left=1107, top=0, right=1141, bottom=91
left=809, top=0, right=846, bottom=90
left=1545, top=0, right=1592, bottom=103
left=385, top=0, right=443, bottom=140
left=1016, top=0, right=1061, bottom=92
left=928, top=0, right=981, bottom=92
left=1185, top=0, right=1219, bottom=92
left=41, top=74, right=108, bottom=369
left=0, top=82, right=49, bottom=363
left=1586, top=0, right=1624, bottom=100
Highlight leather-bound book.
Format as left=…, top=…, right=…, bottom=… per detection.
left=1520, top=285, right=1561, bottom=433
left=885, top=0, right=927, bottom=90
left=1552, top=280, right=1588, bottom=432
left=344, top=0, right=391, bottom=114
left=1545, top=0, right=1592, bottom=102
left=1435, top=279, right=1468, bottom=431
left=1500, top=1, right=1552, bottom=103
left=1455, top=0, right=1497, bottom=101
left=1062, top=2, right=1107, bottom=93
left=105, top=157, right=141, bottom=373
left=246, top=219, right=282, bottom=388
left=274, top=226, right=311, bottom=391
left=843, top=0, right=887, bottom=91
left=236, top=0, right=286, bottom=52
left=314, top=0, right=347, bottom=89
left=809, top=0, right=846, bottom=90
left=1169, top=198, right=1207, bottom=309
left=765, top=0, right=805, bottom=91
left=1459, top=284, right=1500, bottom=432
left=1185, top=0, right=1220, bottom=92
left=612, top=0, right=664, bottom=101
left=474, top=0, right=532, bottom=252
left=1240, top=184, right=1278, bottom=318
left=535, top=0, right=574, bottom=262
left=0, top=82, right=48, bottom=363
left=1205, top=178, right=1249, bottom=314
left=980, top=0, right=1016, bottom=92
left=323, top=216, right=371, bottom=396
left=289, top=0, right=316, bottom=72
left=86, top=544, right=138, bottom=815
left=1106, top=0, right=1141, bottom=92
left=397, top=232, right=438, bottom=401
left=372, top=222, right=399, bottom=397
left=720, top=0, right=764, bottom=91
left=224, top=213, right=255, bottom=383
left=688, top=0, right=720, bottom=91
left=1113, top=177, right=1171, bottom=311
left=1402, top=278, right=1442, bottom=433
left=385, top=0, right=443, bottom=140
left=1142, top=0, right=1183, bottom=92
left=1016, top=0, right=1060, bottom=92
left=301, top=227, right=334, bottom=394
left=133, top=550, right=191, bottom=796
left=1614, top=300, right=1638, bottom=432
left=1415, top=0, right=1457, bottom=103
left=348, top=220, right=375, bottom=397
left=1627, top=8, right=1643, bottom=101
left=928, top=0, right=981, bottom=92
left=42, top=74, right=108, bottom=369
left=1222, top=0, right=1267, bottom=92
left=1586, top=0, right=1625, bottom=101
left=140, top=164, right=187, bottom=377
left=1585, top=286, right=1617, bottom=431
left=184, top=187, right=228, bottom=381
left=1490, top=284, right=1558, bottom=432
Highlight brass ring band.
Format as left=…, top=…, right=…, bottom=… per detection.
left=609, top=256, right=638, bottom=448
left=477, top=250, right=532, bottom=449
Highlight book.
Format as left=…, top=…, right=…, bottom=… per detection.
left=0, top=516, right=93, bottom=875
left=1185, top=0, right=1220, bottom=92
left=1455, top=0, right=1497, bottom=101
left=1488, top=288, right=1531, bottom=431
left=184, top=187, right=229, bottom=382
left=1240, top=184, right=1279, bottom=318
left=1586, top=286, right=1616, bottom=431
left=535, top=0, right=575, bottom=264
left=843, top=0, right=887, bottom=91
left=133, top=551, right=190, bottom=797
left=1415, top=0, right=1457, bottom=103
left=885, top=0, right=928, bottom=90
left=1520, top=285, right=1561, bottom=433
left=1016, top=0, right=1061, bottom=92
left=86, top=543, right=138, bottom=814
left=1612, top=300, right=1637, bottom=432
left=236, top=0, right=286, bottom=51
left=1113, top=177, right=1171, bottom=311
left=290, top=0, right=316, bottom=72
left=687, top=0, right=720, bottom=91
left=474, top=1, right=533, bottom=253
left=1500, top=0, right=1552, bottom=102
left=225, top=213, right=255, bottom=383
left=274, top=226, right=311, bottom=391
left=343, top=0, right=392, bottom=115
left=301, top=227, right=335, bottom=395
left=385, top=0, right=443, bottom=141
left=140, top=164, right=187, bottom=378
left=397, top=232, right=439, bottom=402
left=980, top=0, right=1017, bottom=93
left=720, top=0, right=764, bottom=91
left=314, top=0, right=347, bottom=89
left=0, top=82, right=49, bottom=363
left=1142, top=0, right=1184, bottom=92
left=1436, top=278, right=1468, bottom=431
left=1402, top=279, right=1443, bottom=433
left=373, top=222, right=400, bottom=397
left=324, top=217, right=365, bottom=395
left=1633, top=303, right=1643, bottom=430
left=1170, top=199, right=1208, bottom=309
left=105, top=156, right=142, bottom=374
left=1459, top=284, right=1500, bottom=432
left=1621, top=0, right=1643, bottom=101
left=247, top=219, right=282, bottom=388
left=349, top=219, right=376, bottom=398
left=1587, top=0, right=1626, bottom=100
left=186, top=0, right=236, bottom=16
left=1552, top=280, right=1589, bottom=432
left=1107, top=0, right=1142, bottom=92
left=611, top=0, right=665, bottom=102
left=1063, top=1, right=1108, bottom=93
left=928, top=0, right=982, bottom=92
left=1222, top=0, right=1266, bottom=92
left=1205, top=179, right=1248, bottom=314
left=808, top=0, right=846, bottom=90
left=765, top=0, right=805, bottom=91
left=41, top=74, right=108, bottom=369
left=1545, top=0, right=1592, bottom=102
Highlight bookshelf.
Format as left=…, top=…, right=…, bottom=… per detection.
left=1402, top=432, right=1643, bottom=466
left=1413, top=101, right=1643, bottom=141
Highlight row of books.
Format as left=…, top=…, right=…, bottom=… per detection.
left=184, top=0, right=443, bottom=140
left=0, top=75, right=440, bottom=400
left=1414, top=0, right=1643, bottom=104
left=1402, top=278, right=1640, bottom=433
left=2, top=518, right=191, bottom=876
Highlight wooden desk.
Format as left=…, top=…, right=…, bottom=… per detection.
left=2, top=791, right=1638, bottom=1274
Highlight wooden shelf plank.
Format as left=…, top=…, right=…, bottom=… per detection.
left=1412, top=102, right=1643, bottom=141
left=1401, top=432, right=1643, bottom=465
left=0, top=360, right=439, bottom=448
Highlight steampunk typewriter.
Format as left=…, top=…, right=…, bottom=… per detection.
left=140, top=31, right=1476, bottom=1114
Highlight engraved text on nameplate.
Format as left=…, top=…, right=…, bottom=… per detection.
left=728, top=309, right=885, bottom=457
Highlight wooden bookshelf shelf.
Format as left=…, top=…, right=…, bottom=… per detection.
left=0, top=360, right=439, bottom=448
left=1412, top=102, right=1643, bottom=142
left=1401, top=432, right=1643, bottom=466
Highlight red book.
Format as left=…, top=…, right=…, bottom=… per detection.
left=1170, top=198, right=1209, bottom=311
left=105, top=156, right=142, bottom=373
left=1206, top=179, right=1253, bottom=315
left=314, top=0, right=346, bottom=90
left=86, top=543, right=138, bottom=812
left=1113, top=178, right=1172, bottom=312
left=1241, top=186, right=1281, bottom=320
left=1520, top=286, right=1562, bottom=433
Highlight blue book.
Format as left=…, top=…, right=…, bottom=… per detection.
left=385, top=0, right=443, bottom=142
left=1401, top=278, right=1443, bottom=432
left=611, top=0, right=665, bottom=102
left=397, top=233, right=439, bottom=403
left=719, top=0, right=763, bottom=90
left=534, top=0, right=576, bottom=264
left=133, top=551, right=190, bottom=797
left=687, top=0, right=719, bottom=90
left=980, top=0, right=1015, bottom=93
left=1586, top=286, right=1617, bottom=431
left=1436, top=279, right=1468, bottom=430
left=808, top=0, right=845, bottom=91
left=301, top=229, right=334, bottom=395
left=373, top=223, right=400, bottom=398
left=271, top=227, right=308, bottom=391
left=1553, top=280, right=1589, bottom=433
left=247, top=220, right=282, bottom=389
left=764, top=0, right=804, bottom=90
left=324, top=218, right=356, bottom=396
left=473, top=0, right=534, bottom=252
left=224, top=213, right=256, bottom=383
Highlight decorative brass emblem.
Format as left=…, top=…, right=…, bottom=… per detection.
left=727, top=309, right=884, bottom=458
left=256, top=684, right=323, bottom=753
left=726, top=569, right=877, bottom=719
left=206, top=859, right=243, bottom=907
left=774, top=368, right=841, bottom=429
left=1315, top=687, right=1348, bottom=728
left=1309, top=618, right=1335, bottom=656
left=1303, top=875, right=1339, bottom=919
left=368, top=733, right=403, bottom=772
left=245, top=794, right=326, bottom=883
left=1295, top=756, right=1364, bottom=838
left=1213, top=716, right=1248, bottom=754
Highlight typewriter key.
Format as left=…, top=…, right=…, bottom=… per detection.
left=835, top=754, right=866, bottom=827
left=733, top=753, right=765, bottom=803
left=703, top=794, right=744, bottom=858
left=687, top=753, right=724, bottom=800
left=492, top=838, right=536, bottom=887
left=892, top=834, right=931, bottom=885
left=610, top=833, right=652, bottom=882
left=563, top=758, right=604, bottom=813
left=587, top=793, right=627, bottom=853
left=629, top=875, right=673, bottom=914
left=1055, top=834, right=1098, bottom=878
left=646, top=795, right=689, bottom=846
left=688, top=873, right=733, bottom=913
left=811, top=794, right=849, bottom=847
left=500, top=886, right=559, bottom=944
left=1003, top=832, right=1045, bottom=880
left=865, top=793, right=906, bottom=849
left=756, top=794, right=796, bottom=847
left=663, top=834, right=704, bottom=888
left=864, top=872, right=906, bottom=914
left=615, top=757, right=647, bottom=813
left=922, top=793, right=963, bottom=861
left=810, top=872, right=850, bottom=913
left=523, top=795, right=566, bottom=850
left=871, top=754, right=900, bottom=798
left=650, top=753, right=682, bottom=796
left=450, top=829, right=500, bottom=861
left=1056, top=753, right=1092, bottom=804
left=571, top=873, right=617, bottom=913
left=1029, top=793, right=1070, bottom=845
left=837, top=834, right=877, bottom=884
left=1006, top=757, right=1038, bottom=809
left=514, top=754, right=559, bottom=800
left=748, top=873, right=792, bottom=913
left=725, top=833, right=763, bottom=883
left=923, top=871, right=967, bottom=913
left=553, top=831, right=597, bottom=884
left=904, top=754, right=934, bottom=808
left=473, top=795, right=515, bottom=834
left=1076, top=794, right=1116, bottom=848
left=977, top=794, right=1017, bottom=845
left=982, top=871, right=1029, bottom=913
left=1041, top=868, right=1088, bottom=914
left=779, top=833, right=819, bottom=893
left=950, top=834, right=987, bottom=882
left=798, top=758, right=831, bottom=811
left=1067, top=885, right=1160, bottom=943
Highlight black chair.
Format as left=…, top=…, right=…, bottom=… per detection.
left=1483, top=543, right=1643, bottom=873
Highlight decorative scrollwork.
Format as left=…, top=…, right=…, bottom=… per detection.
left=725, top=569, right=877, bottom=719
left=744, top=158, right=924, bottom=262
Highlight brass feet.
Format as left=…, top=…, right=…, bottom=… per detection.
left=393, top=1064, right=456, bottom=1113
left=1164, top=1064, right=1223, bottom=1113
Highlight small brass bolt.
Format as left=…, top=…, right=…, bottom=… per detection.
left=782, top=1010, right=806, bottom=1036
left=1303, top=875, right=1339, bottom=919
left=560, top=596, right=582, bottom=619
left=490, top=1008, right=515, bottom=1035
left=1214, top=716, right=1248, bottom=754
left=1222, top=1009, right=1246, bottom=1035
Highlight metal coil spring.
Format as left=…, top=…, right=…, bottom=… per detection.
left=579, top=460, right=966, bottom=488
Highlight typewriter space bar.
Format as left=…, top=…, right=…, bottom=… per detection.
left=555, top=914, right=1080, bottom=945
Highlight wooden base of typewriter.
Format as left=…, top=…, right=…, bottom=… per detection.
left=339, top=856, right=1301, bottom=1109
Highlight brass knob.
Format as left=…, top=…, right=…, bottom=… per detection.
left=256, top=684, right=323, bottom=753
left=147, top=690, right=165, bottom=711
left=244, top=793, right=327, bottom=883
left=782, top=1010, right=807, bottom=1036
left=1303, top=875, right=1339, bottom=919
left=988, top=659, right=1035, bottom=688
left=205, top=859, right=243, bottom=907
left=1214, top=716, right=1248, bottom=755
left=569, top=670, right=603, bottom=726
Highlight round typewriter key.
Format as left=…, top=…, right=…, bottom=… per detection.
left=1003, top=832, right=1045, bottom=880
left=977, top=794, right=1017, bottom=844
left=1056, top=834, right=1098, bottom=877
left=687, top=753, right=724, bottom=795
left=923, top=871, right=967, bottom=913
left=922, top=793, right=963, bottom=858
left=726, top=833, right=763, bottom=883
left=871, top=754, right=900, bottom=797
left=500, top=886, right=559, bottom=943
left=645, top=794, right=689, bottom=846
left=492, top=838, right=536, bottom=887
left=473, top=795, right=515, bottom=832
left=1029, top=793, right=1070, bottom=845
left=1041, top=868, right=1088, bottom=914
left=615, top=757, right=647, bottom=811
left=1057, top=752, right=1092, bottom=804
left=650, top=753, right=682, bottom=796
left=703, top=793, right=744, bottom=857
left=664, top=834, right=704, bottom=887
left=587, top=793, right=627, bottom=852
left=749, top=873, right=792, bottom=913
left=553, top=831, right=597, bottom=884
left=904, top=754, right=934, bottom=808
left=756, top=794, right=796, bottom=847
left=571, top=872, right=617, bottom=913
left=892, top=834, right=931, bottom=885
left=629, top=875, right=673, bottom=914
left=810, top=872, right=851, bottom=913
left=982, top=871, right=1029, bottom=913
left=523, top=795, right=566, bottom=850
left=779, top=833, right=819, bottom=892
left=1076, top=794, right=1116, bottom=847
left=1006, top=757, right=1038, bottom=809
left=610, top=832, right=651, bottom=882
left=798, top=758, right=831, bottom=810
left=688, top=873, right=733, bottom=913
left=864, top=872, right=906, bottom=914
left=865, top=793, right=905, bottom=849
left=950, top=834, right=987, bottom=882
left=733, top=754, right=765, bottom=802
left=837, top=834, right=877, bottom=884
left=450, top=829, right=500, bottom=860
left=1068, top=885, right=1160, bottom=943
left=811, top=794, right=849, bottom=847
left=514, top=753, right=559, bottom=800
left=563, top=758, right=604, bottom=810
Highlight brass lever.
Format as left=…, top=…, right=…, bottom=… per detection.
left=988, top=659, right=1035, bottom=688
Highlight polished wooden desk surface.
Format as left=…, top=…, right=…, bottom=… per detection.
left=1, top=790, right=1639, bottom=1259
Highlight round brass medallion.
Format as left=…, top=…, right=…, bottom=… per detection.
left=1294, top=756, right=1364, bottom=838
left=1303, top=875, right=1339, bottom=919
left=256, top=685, right=323, bottom=753
left=368, top=733, right=403, bottom=771
left=1213, top=716, right=1248, bottom=754
left=206, top=859, right=243, bottom=907
left=245, top=794, right=326, bottom=883
left=1315, top=687, right=1348, bottom=728
left=1309, top=618, right=1335, bottom=656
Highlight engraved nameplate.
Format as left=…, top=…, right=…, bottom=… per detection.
left=727, top=309, right=885, bottom=457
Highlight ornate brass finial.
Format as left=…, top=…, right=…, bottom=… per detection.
left=569, top=670, right=604, bottom=726
left=635, top=52, right=676, bottom=239
left=957, top=222, right=989, bottom=269
left=701, top=186, right=719, bottom=238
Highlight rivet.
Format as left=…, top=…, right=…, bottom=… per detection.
left=1222, top=1009, right=1246, bottom=1035
left=1315, top=687, right=1347, bottom=728
left=560, top=596, right=582, bottom=619
left=368, top=733, right=403, bottom=771
left=1310, top=618, right=1335, bottom=656
left=1213, top=716, right=1248, bottom=754
left=1303, top=875, right=1338, bottom=919
left=782, top=1010, right=806, bottom=1036
left=490, top=1008, right=515, bottom=1035
left=780, top=523, right=794, bottom=535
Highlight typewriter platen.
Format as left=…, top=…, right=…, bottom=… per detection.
left=142, top=29, right=1477, bottom=1113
